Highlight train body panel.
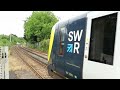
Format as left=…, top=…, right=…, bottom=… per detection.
left=64, top=17, right=87, bottom=79
left=83, top=11, right=120, bottom=79
left=48, top=11, right=120, bottom=79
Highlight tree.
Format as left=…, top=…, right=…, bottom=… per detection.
left=24, top=11, right=58, bottom=44
left=0, top=34, right=25, bottom=47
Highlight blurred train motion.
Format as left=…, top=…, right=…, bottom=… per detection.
left=47, top=11, right=120, bottom=79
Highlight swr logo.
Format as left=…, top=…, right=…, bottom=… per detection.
left=67, top=30, right=83, bottom=54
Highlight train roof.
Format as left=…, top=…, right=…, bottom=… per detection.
left=55, top=11, right=90, bottom=26
left=55, top=11, right=120, bottom=26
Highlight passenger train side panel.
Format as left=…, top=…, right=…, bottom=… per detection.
left=83, top=11, right=119, bottom=79
left=64, top=17, right=87, bottom=79
left=53, top=21, right=69, bottom=77
left=49, top=17, right=87, bottom=79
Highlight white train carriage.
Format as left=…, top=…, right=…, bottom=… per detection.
left=83, top=11, right=120, bottom=79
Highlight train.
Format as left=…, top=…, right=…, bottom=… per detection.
left=47, top=11, right=120, bottom=79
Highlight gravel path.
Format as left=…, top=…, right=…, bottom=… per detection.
left=9, top=48, right=39, bottom=79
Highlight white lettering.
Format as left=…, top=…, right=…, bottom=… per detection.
left=67, top=29, right=83, bottom=54
left=73, top=42, right=80, bottom=54
left=68, top=31, right=73, bottom=41
left=74, top=30, right=83, bottom=41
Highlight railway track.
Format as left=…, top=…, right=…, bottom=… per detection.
left=21, top=46, right=48, bottom=59
left=19, top=46, right=48, bottom=65
left=20, top=46, right=64, bottom=79
left=13, top=46, right=52, bottom=79
left=20, top=47, right=48, bottom=62
left=26, top=47, right=48, bottom=56
left=20, top=47, right=47, bottom=67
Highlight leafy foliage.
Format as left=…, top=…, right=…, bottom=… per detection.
left=0, top=34, right=26, bottom=47
left=24, top=11, right=58, bottom=44
left=38, top=39, right=49, bottom=53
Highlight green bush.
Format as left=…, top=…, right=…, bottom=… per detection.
left=27, top=43, right=35, bottom=49
left=0, top=34, right=26, bottom=49
left=26, top=39, right=50, bottom=53
left=38, top=39, right=49, bottom=53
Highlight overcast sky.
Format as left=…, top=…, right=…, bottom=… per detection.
left=0, top=11, right=88, bottom=37
left=52, top=11, right=88, bottom=20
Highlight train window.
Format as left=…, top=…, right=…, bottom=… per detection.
left=88, top=13, right=117, bottom=65
left=59, top=27, right=66, bottom=55
left=60, top=27, right=65, bottom=42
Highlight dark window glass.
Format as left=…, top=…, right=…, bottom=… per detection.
left=88, top=13, right=117, bottom=65
left=59, top=27, right=65, bottom=55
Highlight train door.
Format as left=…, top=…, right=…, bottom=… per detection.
left=65, top=17, right=87, bottom=79
left=83, top=11, right=119, bottom=79
left=55, top=22, right=67, bottom=76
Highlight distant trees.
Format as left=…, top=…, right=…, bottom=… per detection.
left=0, top=34, right=10, bottom=46
left=0, top=34, right=25, bottom=47
left=24, top=11, right=58, bottom=44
